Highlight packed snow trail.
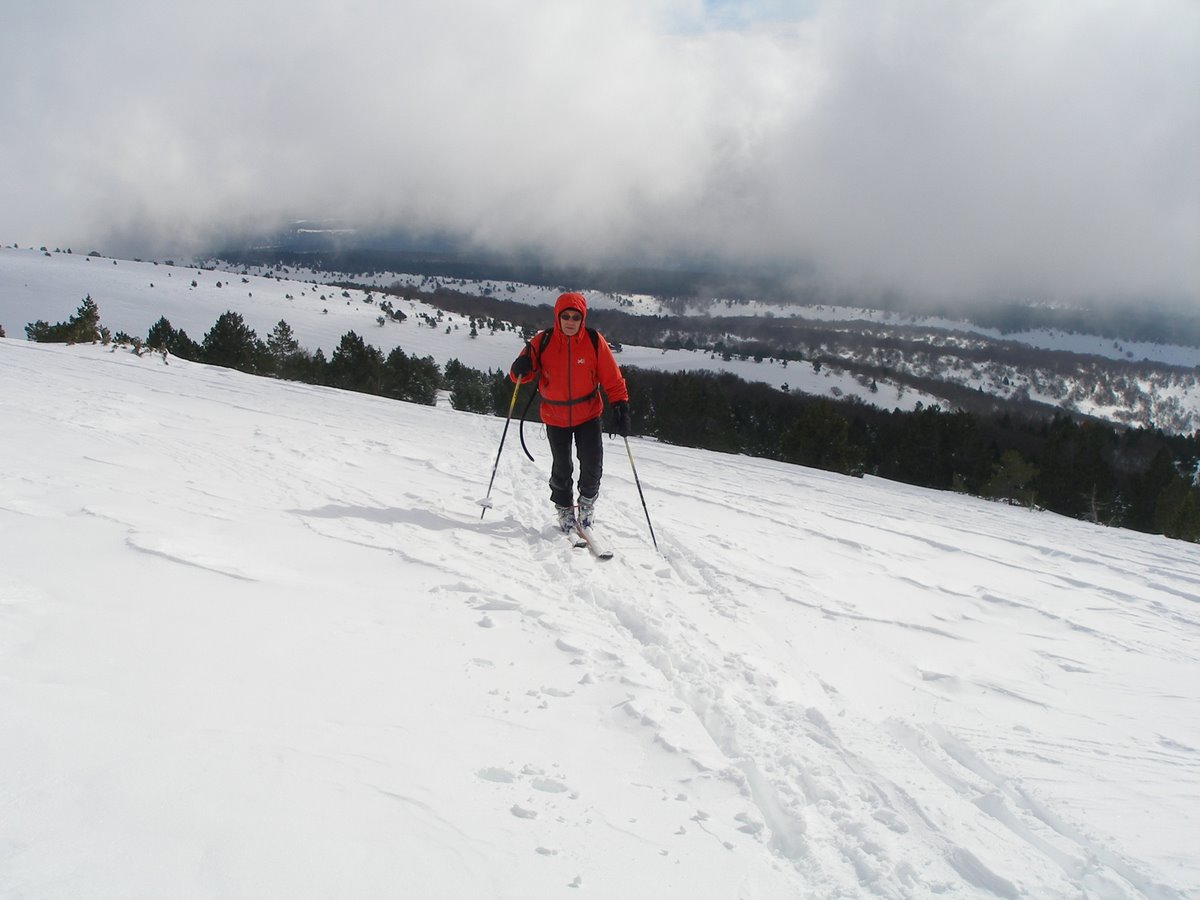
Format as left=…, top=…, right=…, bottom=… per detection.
left=1, top=339, right=1197, bottom=898
left=491, top=442, right=1196, bottom=897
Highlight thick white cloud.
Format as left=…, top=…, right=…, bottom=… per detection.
left=1, top=0, right=1196, bottom=303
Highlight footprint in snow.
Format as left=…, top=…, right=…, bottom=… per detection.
left=531, top=777, right=569, bottom=794
left=476, top=767, right=516, bottom=783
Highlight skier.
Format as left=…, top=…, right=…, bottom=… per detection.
left=509, top=291, right=630, bottom=533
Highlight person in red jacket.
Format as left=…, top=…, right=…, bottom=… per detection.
left=509, top=291, right=630, bottom=532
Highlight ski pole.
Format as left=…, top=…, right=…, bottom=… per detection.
left=624, top=437, right=659, bottom=552
left=479, top=380, right=521, bottom=519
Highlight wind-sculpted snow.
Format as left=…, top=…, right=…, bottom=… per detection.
left=1, top=339, right=1197, bottom=898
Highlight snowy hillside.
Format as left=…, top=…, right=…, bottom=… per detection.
left=0, top=246, right=940, bottom=413
left=7, top=245, right=1200, bottom=432
left=257, top=263, right=1200, bottom=370
left=221, top=257, right=1200, bottom=432
left=2, top=338, right=1197, bottom=898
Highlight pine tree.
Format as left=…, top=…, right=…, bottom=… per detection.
left=267, top=320, right=299, bottom=361
left=25, top=295, right=103, bottom=343
left=146, top=316, right=174, bottom=351
left=201, top=311, right=264, bottom=374
left=146, top=316, right=200, bottom=360
left=1154, top=476, right=1200, bottom=540
left=382, top=346, right=439, bottom=405
left=985, top=450, right=1039, bottom=507
left=444, top=359, right=491, bottom=412
left=264, top=319, right=313, bottom=381
left=69, top=295, right=101, bottom=343
left=780, top=401, right=862, bottom=476
left=328, top=331, right=385, bottom=394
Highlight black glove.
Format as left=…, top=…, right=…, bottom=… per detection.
left=510, top=349, right=533, bottom=379
left=611, top=400, right=631, bottom=437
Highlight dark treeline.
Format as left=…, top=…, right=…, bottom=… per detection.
left=624, top=367, right=1200, bottom=541
left=364, top=285, right=1192, bottom=429
left=27, top=296, right=1200, bottom=542
left=136, top=311, right=489, bottom=411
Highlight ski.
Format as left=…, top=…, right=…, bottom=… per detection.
left=554, top=514, right=589, bottom=549
left=574, top=522, right=614, bottom=560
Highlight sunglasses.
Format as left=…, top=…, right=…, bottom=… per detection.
left=559, top=311, right=583, bottom=322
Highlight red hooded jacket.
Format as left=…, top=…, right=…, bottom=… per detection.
left=510, top=292, right=628, bottom=429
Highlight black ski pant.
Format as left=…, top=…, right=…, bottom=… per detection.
left=546, top=416, right=603, bottom=508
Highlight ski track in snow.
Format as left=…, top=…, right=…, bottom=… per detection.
left=299, top=410, right=1195, bottom=892
left=1, top=339, right=1198, bottom=899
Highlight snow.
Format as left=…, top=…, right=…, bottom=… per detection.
left=2, top=332, right=1198, bottom=898
left=244, top=263, right=1200, bottom=370
left=7, top=246, right=1200, bottom=433
left=3, top=248, right=1199, bottom=896
left=0, top=246, right=946, bottom=412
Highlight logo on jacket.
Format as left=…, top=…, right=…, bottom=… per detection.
left=576, top=357, right=586, bottom=365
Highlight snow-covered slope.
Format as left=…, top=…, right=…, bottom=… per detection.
left=238, top=261, right=1200, bottom=431
left=2, top=338, right=1197, bottom=898
left=231, top=262, right=1200, bottom=370
left=8, top=245, right=1200, bottom=431
left=0, top=246, right=939, bottom=412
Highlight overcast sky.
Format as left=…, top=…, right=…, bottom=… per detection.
left=2, top=0, right=1197, bottom=305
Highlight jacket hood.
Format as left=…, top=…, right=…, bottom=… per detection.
left=553, top=292, right=588, bottom=327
